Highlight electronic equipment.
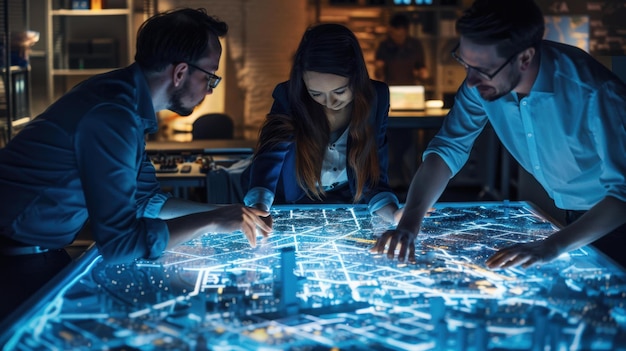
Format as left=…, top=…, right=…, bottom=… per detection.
left=389, top=85, right=425, bottom=111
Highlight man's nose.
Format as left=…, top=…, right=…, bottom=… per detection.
left=465, top=69, right=482, bottom=87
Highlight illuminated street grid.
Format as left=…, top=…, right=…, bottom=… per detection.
left=3, top=202, right=626, bottom=350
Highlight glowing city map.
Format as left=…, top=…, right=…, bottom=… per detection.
left=2, top=202, right=626, bottom=350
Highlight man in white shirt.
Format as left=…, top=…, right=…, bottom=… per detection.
left=372, top=0, right=626, bottom=269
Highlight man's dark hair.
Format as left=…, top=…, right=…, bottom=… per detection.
left=456, top=0, right=545, bottom=57
left=135, top=8, right=228, bottom=72
left=389, top=13, right=410, bottom=29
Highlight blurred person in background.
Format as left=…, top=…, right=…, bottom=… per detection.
left=375, top=12, right=431, bottom=192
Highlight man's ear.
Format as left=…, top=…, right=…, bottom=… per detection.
left=519, top=47, right=536, bottom=71
left=171, top=62, right=188, bottom=88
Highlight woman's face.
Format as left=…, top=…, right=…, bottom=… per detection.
left=302, top=71, right=353, bottom=111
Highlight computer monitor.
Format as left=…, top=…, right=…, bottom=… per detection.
left=389, top=85, right=425, bottom=111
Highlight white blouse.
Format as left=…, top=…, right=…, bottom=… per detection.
left=320, top=127, right=349, bottom=191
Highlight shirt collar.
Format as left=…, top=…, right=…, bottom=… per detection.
left=129, top=63, right=159, bottom=134
left=530, top=41, right=555, bottom=94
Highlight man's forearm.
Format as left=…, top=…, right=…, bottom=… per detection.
left=159, top=197, right=221, bottom=219
left=545, top=196, right=626, bottom=254
left=397, top=154, right=453, bottom=233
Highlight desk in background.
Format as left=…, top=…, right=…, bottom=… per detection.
left=147, top=139, right=255, bottom=201
left=386, top=109, right=449, bottom=192
left=387, top=109, right=514, bottom=201
left=146, top=139, right=257, bottom=156
left=152, top=162, right=207, bottom=199
left=387, top=108, right=448, bottom=129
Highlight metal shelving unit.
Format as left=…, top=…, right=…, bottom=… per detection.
left=45, top=1, right=134, bottom=103
left=0, top=0, right=33, bottom=146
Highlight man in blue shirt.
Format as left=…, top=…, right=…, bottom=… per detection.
left=0, top=8, right=270, bottom=321
left=372, top=0, right=626, bottom=269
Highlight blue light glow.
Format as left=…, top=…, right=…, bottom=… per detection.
left=2, top=202, right=625, bottom=349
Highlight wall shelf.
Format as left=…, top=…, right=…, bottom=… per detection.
left=45, top=1, right=135, bottom=103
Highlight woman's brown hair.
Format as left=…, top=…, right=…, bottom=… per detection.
left=257, top=23, right=380, bottom=202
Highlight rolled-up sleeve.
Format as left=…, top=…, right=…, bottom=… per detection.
left=423, top=84, right=489, bottom=177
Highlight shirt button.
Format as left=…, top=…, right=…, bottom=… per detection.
left=534, top=165, right=540, bottom=170
left=527, top=133, right=533, bottom=138
left=522, top=101, right=527, bottom=106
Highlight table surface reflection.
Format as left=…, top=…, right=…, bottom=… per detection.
left=1, top=202, right=625, bottom=350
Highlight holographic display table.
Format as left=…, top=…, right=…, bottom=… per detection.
left=1, top=202, right=625, bottom=350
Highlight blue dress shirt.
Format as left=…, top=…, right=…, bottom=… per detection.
left=0, top=63, right=169, bottom=262
left=244, top=80, right=399, bottom=214
left=425, top=40, right=626, bottom=210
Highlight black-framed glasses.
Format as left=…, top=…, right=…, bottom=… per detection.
left=451, top=43, right=520, bottom=81
left=186, top=62, right=222, bottom=90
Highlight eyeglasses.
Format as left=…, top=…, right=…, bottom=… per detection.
left=451, top=43, right=520, bottom=81
left=186, top=62, right=222, bottom=90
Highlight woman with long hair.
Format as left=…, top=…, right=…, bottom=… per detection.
left=243, top=23, right=401, bottom=224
